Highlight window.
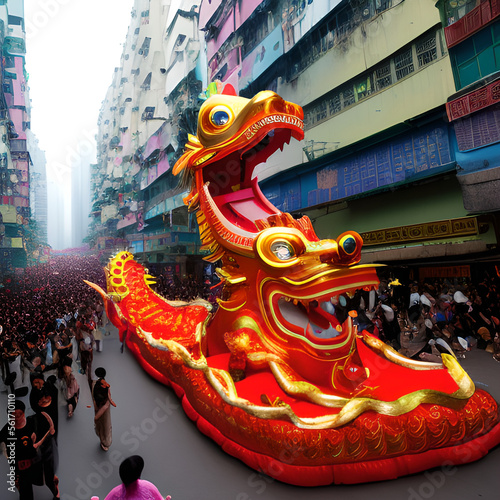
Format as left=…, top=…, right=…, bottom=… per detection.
left=394, top=48, right=414, bottom=80
left=443, top=0, right=480, bottom=27
left=139, top=37, right=151, bottom=57
left=451, top=23, right=500, bottom=89
left=302, top=27, right=443, bottom=130
left=172, top=206, right=189, bottom=226
left=141, top=107, right=155, bottom=121
left=354, top=76, right=372, bottom=101
left=240, top=8, right=281, bottom=59
left=416, top=33, right=437, bottom=67
left=454, top=102, right=500, bottom=150
left=342, top=86, right=355, bottom=107
left=141, top=73, right=152, bottom=90
left=316, top=101, right=327, bottom=122
left=375, top=0, right=391, bottom=13
left=214, top=63, right=228, bottom=81
left=328, top=94, right=342, bottom=115
left=375, top=62, right=392, bottom=90
left=175, top=34, right=186, bottom=48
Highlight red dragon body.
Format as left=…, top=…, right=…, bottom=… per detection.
left=86, top=85, right=500, bottom=486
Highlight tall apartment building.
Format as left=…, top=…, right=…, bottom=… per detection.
left=92, top=0, right=206, bottom=277
left=92, top=0, right=500, bottom=281
left=0, top=0, right=36, bottom=275
left=27, top=129, right=47, bottom=245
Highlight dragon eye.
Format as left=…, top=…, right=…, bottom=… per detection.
left=271, top=241, right=294, bottom=261
left=210, top=106, right=232, bottom=127
left=342, top=236, right=356, bottom=255
left=255, top=228, right=306, bottom=268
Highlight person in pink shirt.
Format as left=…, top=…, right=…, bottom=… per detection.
left=92, top=455, right=170, bottom=500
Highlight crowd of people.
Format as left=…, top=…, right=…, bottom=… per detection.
left=0, top=254, right=188, bottom=500
left=1, top=253, right=499, bottom=499
left=149, top=269, right=217, bottom=303
left=0, top=255, right=107, bottom=389
left=354, top=273, right=500, bottom=363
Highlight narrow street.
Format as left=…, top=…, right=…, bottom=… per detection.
left=1, top=321, right=499, bottom=500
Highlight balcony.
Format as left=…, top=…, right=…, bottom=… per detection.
left=444, top=0, right=500, bottom=48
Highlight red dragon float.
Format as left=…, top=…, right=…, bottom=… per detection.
left=86, top=84, right=500, bottom=486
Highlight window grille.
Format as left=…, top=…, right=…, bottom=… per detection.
left=316, top=101, right=327, bottom=122
left=416, top=34, right=437, bottom=67
left=342, top=86, right=355, bottom=107
left=375, top=63, right=392, bottom=90
left=395, top=48, right=414, bottom=80
left=328, top=94, right=342, bottom=115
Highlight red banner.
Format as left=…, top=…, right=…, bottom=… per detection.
left=446, top=78, right=500, bottom=121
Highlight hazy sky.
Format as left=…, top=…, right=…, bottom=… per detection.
left=23, top=0, right=134, bottom=247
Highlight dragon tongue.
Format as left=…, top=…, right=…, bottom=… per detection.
left=308, top=306, right=331, bottom=330
left=306, top=321, right=341, bottom=339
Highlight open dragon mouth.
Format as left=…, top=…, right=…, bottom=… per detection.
left=279, top=296, right=349, bottom=341
left=265, top=278, right=379, bottom=351
left=198, top=95, right=304, bottom=233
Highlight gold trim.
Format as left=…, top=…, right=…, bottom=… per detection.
left=140, top=322, right=475, bottom=429
left=361, top=217, right=479, bottom=247
left=362, top=332, right=445, bottom=370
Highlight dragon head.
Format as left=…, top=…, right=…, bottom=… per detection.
left=174, top=85, right=305, bottom=261
left=174, top=85, right=380, bottom=391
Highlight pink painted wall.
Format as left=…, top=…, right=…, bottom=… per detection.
left=9, top=108, right=26, bottom=140
left=13, top=57, right=26, bottom=107
left=117, top=213, right=137, bottom=230
left=199, top=0, right=224, bottom=30
left=236, top=0, right=264, bottom=27
left=206, top=9, right=235, bottom=61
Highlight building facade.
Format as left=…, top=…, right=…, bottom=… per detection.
left=0, top=0, right=44, bottom=276
left=91, top=0, right=207, bottom=277
left=91, top=0, right=500, bottom=282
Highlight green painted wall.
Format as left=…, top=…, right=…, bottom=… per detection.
left=309, top=174, right=467, bottom=240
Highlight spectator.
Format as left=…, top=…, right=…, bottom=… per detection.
left=92, top=367, right=116, bottom=451
left=98, top=455, right=170, bottom=500
left=0, top=400, right=59, bottom=500
left=61, top=357, right=80, bottom=418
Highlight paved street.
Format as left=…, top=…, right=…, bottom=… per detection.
left=1, top=322, right=499, bottom=500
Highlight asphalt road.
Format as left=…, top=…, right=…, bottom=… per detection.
left=1, top=322, right=499, bottom=500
